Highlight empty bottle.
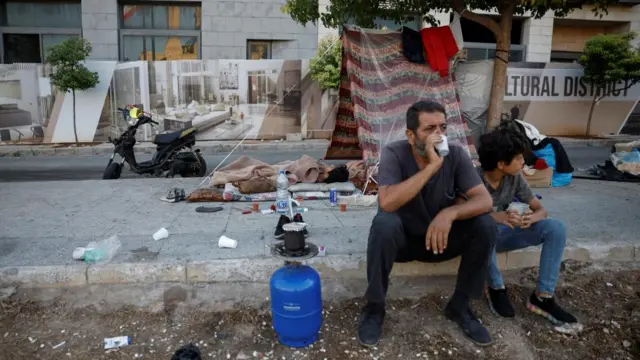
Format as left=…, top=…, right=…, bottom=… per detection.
left=275, top=170, right=290, bottom=215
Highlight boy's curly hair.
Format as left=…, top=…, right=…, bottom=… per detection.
left=478, top=127, right=530, bottom=171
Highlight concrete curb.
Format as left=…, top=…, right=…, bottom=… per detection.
left=1, top=242, right=636, bottom=288
left=0, top=140, right=331, bottom=157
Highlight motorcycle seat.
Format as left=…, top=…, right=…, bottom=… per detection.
left=153, top=127, right=196, bottom=145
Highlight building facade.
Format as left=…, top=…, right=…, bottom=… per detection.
left=0, top=0, right=318, bottom=63
left=0, top=0, right=638, bottom=64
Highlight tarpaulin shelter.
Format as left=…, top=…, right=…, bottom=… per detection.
left=324, top=26, right=477, bottom=167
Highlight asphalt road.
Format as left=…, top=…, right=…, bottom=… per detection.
left=0, top=146, right=611, bottom=182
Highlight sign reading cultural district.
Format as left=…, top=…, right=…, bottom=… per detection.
left=504, top=68, right=640, bottom=101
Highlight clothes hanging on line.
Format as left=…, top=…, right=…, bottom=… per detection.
left=420, top=26, right=459, bottom=77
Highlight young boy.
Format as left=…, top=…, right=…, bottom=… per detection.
left=476, top=128, right=577, bottom=325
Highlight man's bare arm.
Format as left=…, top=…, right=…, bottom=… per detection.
left=443, top=184, right=493, bottom=220
left=378, top=164, right=440, bottom=213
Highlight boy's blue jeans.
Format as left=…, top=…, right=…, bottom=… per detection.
left=487, top=218, right=567, bottom=295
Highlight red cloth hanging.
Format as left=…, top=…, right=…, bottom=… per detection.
left=419, top=26, right=459, bottom=77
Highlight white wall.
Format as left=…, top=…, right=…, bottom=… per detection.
left=51, top=61, right=117, bottom=142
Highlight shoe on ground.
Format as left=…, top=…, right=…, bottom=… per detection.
left=357, top=303, right=385, bottom=347
left=444, top=303, right=493, bottom=346
left=487, top=287, right=516, bottom=318
left=274, top=215, right=291, bottom=239
left=160, top=188, right=186, bottom=203
left=292, top=213, right=309, bottom=237
left=526, top=292, right=577, bottom=325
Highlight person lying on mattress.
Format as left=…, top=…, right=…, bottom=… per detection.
left=357, top=100, right=496, bottom=347
left=474, top=127, right=577, bottom=325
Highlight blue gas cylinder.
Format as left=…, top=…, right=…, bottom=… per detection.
left=270, top=263, right=323, bottom=347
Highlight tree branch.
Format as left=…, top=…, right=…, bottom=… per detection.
left=451, top=0, right=501, bottom=38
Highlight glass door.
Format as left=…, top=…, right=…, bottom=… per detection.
left=3, top=33, right=41, bottom=63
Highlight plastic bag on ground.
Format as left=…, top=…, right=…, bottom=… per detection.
left=83, top=235, right=122, bottom=264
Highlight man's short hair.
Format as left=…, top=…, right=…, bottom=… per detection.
left=406, top=101, right=446, bottom=132
left=478, top=127, right=530, bottom=171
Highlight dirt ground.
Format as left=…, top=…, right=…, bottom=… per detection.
left=0, top=262, right=638, bottom=360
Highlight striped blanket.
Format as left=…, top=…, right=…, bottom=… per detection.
left=325, top=27, right=477, bottom=166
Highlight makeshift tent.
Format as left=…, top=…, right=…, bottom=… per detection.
left=453, top=60, right=494, bottom=147
left=325, top=26, right=477, bottom=167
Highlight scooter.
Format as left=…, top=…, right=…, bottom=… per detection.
left=102, top=105, right=207, bottom=180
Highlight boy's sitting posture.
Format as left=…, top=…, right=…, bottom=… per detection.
left=476, top=128, right=577, bottom=325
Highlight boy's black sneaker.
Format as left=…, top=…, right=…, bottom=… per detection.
left=444, top=303, right=493, bottom=346
left=487, top=287, right=516, bottom=318
left=292, top=213, right=309, bottom=237
left=526, top=292, right=577, bottom=325
left=274, top=215, right=291, bottom=239
left=357, top=303, right=385, bottom=347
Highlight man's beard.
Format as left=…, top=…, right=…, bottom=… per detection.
left=414, top=138, right=428, bottom=158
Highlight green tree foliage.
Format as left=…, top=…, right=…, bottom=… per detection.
left=578, top=32, right=640, bottom=135
left=282, top=0, right=617, bottom=129
left=310, top=35, right=342, bottom=90
left=46, top=37, right=100, bottom=143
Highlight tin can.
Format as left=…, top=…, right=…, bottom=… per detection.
left=329, top=188, right=337, bottom=206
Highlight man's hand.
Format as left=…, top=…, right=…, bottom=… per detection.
left=521, top=209, right=543, bottom=229
left=492, top=211, right=522, bottom=229
left=425, top=133, right=444, bottom=171
left=426, top=208, right=456, bottom=254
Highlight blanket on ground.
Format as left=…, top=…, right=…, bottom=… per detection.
left=209, top=155, right=327, bottom=193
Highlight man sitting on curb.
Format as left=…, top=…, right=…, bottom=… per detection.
left=357, top=100, right=496, bottom=347
left=476, top=128, right=577, bottom=325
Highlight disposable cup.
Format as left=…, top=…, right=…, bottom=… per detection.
left=508, top=202, right=530, bottom=215
left=436, top=134, right=449, bottom=157
left=252, top=203, right=260, bottom=212
left=152, top=227, right=169, bottom=241
left=218, top=235, right=238, bottom=249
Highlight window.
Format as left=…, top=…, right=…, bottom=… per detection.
left=343, top=15, right=421, bottom=32
left=0, top=2, right=81, bottom=63
left=465, top=43, right=526, bottom=62
left=119, top=2, right=201, bottom=61
left=247, top=41, right=272, bottom=60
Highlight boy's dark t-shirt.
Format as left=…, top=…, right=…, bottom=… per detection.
left=377, top=140, right=482, bottom=236
left=476, top=167, right=534, bottom=212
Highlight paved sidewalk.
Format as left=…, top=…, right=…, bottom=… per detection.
left=0, top=178, right=638, bottom=292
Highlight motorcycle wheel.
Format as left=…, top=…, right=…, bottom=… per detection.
left=195, top=153, right=208, bottom=177
left=102, top=162, right=122, bottom=180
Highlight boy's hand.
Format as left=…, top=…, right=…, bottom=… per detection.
left=521, top=210, right=541, bottom=229
left=493, top=211, right=522, bottom=229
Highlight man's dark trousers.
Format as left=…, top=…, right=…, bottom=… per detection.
left=365, top=211, right=497, bottom=305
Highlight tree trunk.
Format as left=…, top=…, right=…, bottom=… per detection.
left=586, top=93, right=597, bottom=136
left=72, top=90, right=78, bottom=144
left=486, top=4, right=516, bottom=130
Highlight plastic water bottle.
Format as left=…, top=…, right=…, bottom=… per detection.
left=275, top=170, right=290, bottom=215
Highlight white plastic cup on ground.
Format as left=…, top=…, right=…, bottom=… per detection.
left=72, top=247, right=86, bottom=260
left=436, top=134, right=449, bottom=157
left=153, top=227, right=169, bottom=241
left=218, top=235, right=238, bottom=249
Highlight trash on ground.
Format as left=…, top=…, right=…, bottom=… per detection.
left=261, top=209, right=274, bottom=215
left=153, top=228, right=169, bottom=241
left=172, top=343, right=202, bottom=360
left=318, top=245, right=326, bottom=256
left=554, top=322, right=584, bottom=335
left=218, top=235, right=238, bottom=249
left=72, top=247, right=86, bottom=260
left=104, top=336, right=130, bottom=349
left=52, top=341, right=66, bottom=349
left=195, top=206, right=223, bottom=213
left=78, top=235, right=122, bottom=264
left=160, top=188, right=186, bottom=203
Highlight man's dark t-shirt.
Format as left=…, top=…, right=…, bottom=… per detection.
left=377, top=140, right=482, bottom=236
